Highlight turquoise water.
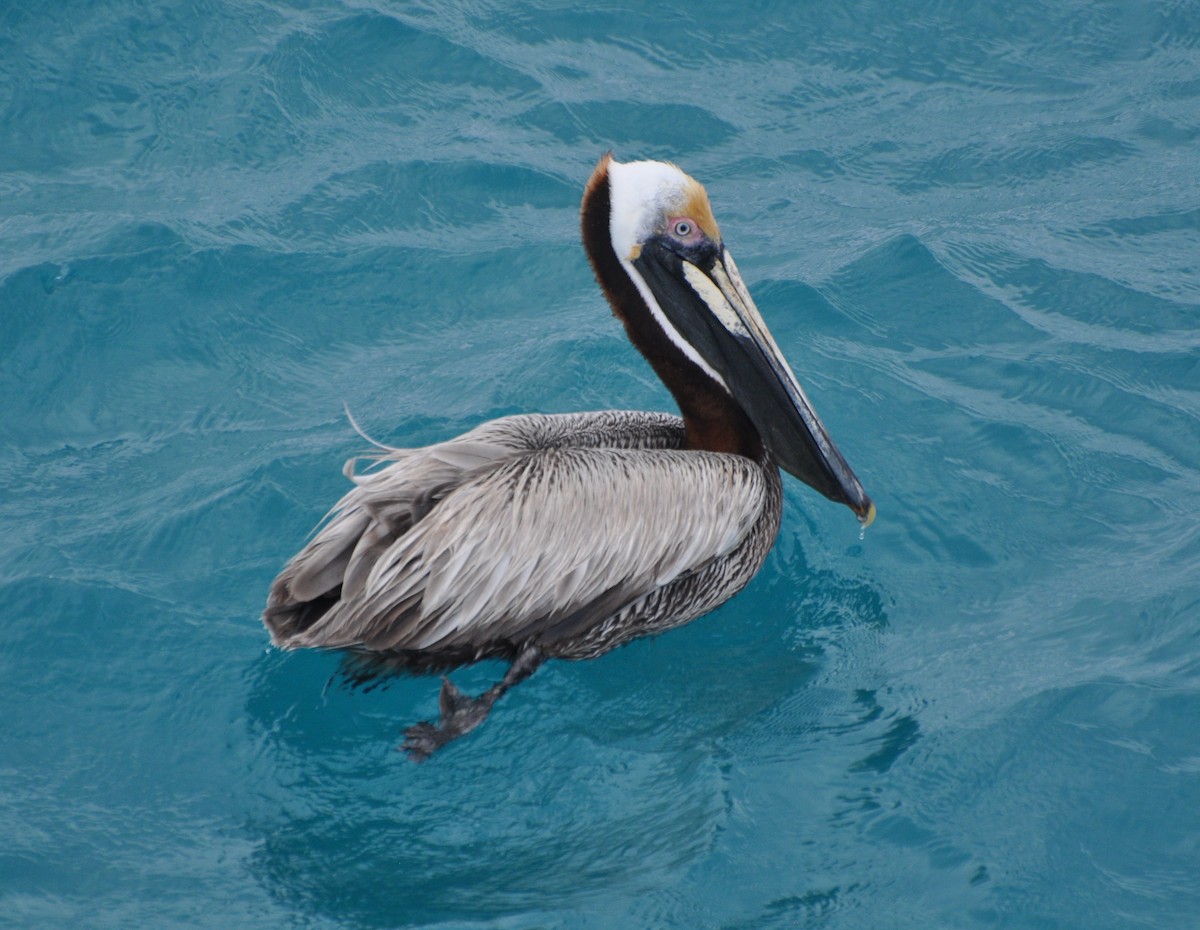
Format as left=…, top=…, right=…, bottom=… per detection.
left=3, top=1, right=1199, bottom=927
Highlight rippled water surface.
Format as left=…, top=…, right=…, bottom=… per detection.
left=3, top=2, right=1199, bottom=928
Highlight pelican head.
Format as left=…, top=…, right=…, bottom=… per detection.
left=583, top=155, right=874, bottom=525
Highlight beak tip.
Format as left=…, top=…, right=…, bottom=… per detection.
left=857, top=501, right=876, bottom=528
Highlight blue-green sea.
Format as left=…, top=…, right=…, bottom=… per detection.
left=3, top=2, right=1199, bottom=928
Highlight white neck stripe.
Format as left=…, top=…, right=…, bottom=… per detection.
left=620, top=258, right=730, bottom=393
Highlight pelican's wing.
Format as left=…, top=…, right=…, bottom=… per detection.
left=280, top=446, right=769, bottom=653
left=264, top=411, right=685, bottom=643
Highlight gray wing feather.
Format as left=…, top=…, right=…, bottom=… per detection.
left=270, top=436, right=515, bottom=606
left=284, top=446, right=768, bottom=652
left=265, top=411, right=687, bottom=643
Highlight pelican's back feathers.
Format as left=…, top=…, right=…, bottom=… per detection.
left=265, top=410, right=778, bottom=661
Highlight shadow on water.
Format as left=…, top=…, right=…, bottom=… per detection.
left=240, top=530, right=891, bottom=928
left=242, top=646, right=728, bottom=926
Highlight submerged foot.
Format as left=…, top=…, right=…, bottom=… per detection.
left=400, top=720, right=454, bottom=762
left=399, top=647, right=546, bottom=762
left=400, top=677, right=497, bottom=762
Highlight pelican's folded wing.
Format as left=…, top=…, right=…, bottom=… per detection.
left=278, top=446, right=769, bottom=654
left=264, top=411, right=685, bottom=643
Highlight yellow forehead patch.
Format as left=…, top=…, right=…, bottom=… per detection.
left=682, top=179, right=721, bottom=242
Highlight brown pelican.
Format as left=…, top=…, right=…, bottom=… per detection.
left=264, top=155, right=874, bottom=760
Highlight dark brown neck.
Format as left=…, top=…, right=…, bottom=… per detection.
left=580, top=156, right=764, bottom=461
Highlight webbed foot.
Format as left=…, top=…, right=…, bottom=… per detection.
left=398, top=647, right=545, bottom=762
left=400, top=677, right=497, bottom=762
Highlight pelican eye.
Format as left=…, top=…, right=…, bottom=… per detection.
left=663, top=216, right=711, bottom=258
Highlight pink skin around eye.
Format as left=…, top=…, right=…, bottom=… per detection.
left=667, top=216, right=705, bottom=246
